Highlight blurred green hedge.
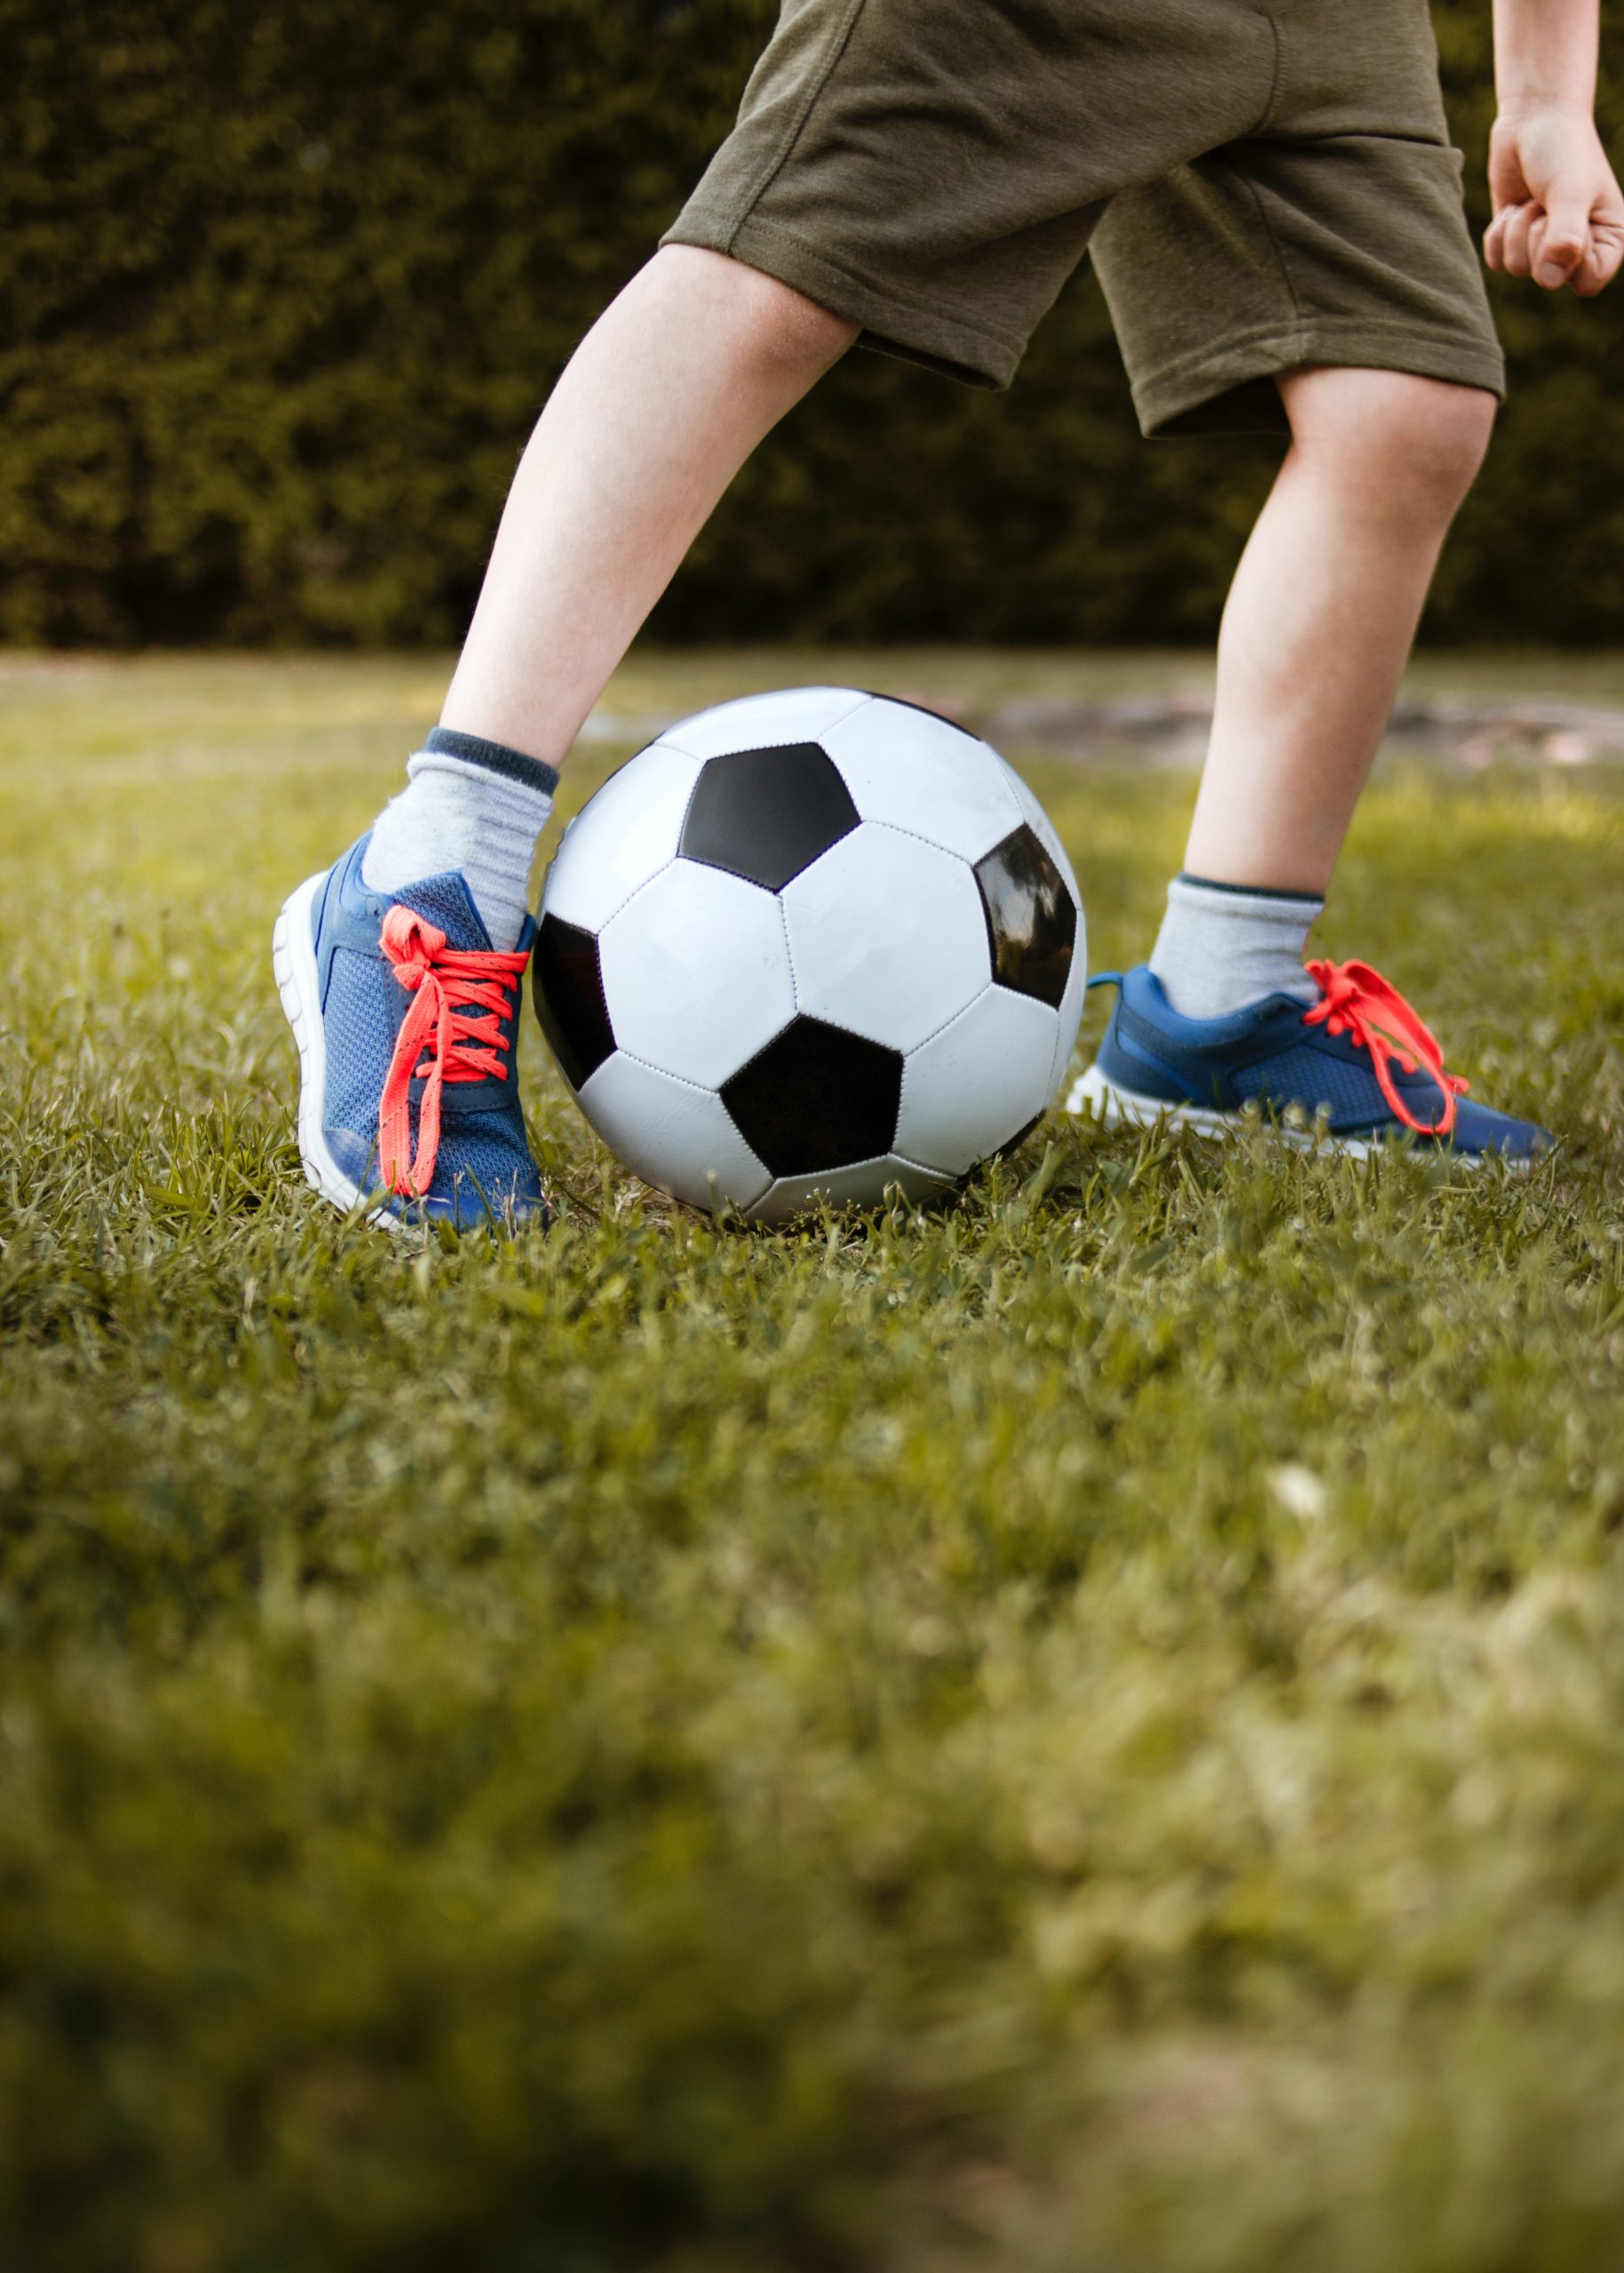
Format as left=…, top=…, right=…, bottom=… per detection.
left=5, top=1, right=1622, bottom=647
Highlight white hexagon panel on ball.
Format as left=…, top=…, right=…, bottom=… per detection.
left=749, top=1155, right=954, bottom=1227
left=543, top=742, right=705, bottom=932
left=597, top=861, right=796, bottom=1092
left=780, top=824, right=991, bottom=1053
left=658, top=686, right=872, bottom=762
left=577, top=1054, right=772, bottom=1214
left=896, top=986, right=1060, bottom=1177
left=818, top=697, right=1026, bottom=866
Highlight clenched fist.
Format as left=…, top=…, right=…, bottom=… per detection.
left=1485, top=104, right=1624, bottom=293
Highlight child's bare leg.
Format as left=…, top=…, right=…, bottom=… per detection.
left=1082, top=363, right=1542, bottom=1156
left=1145, top=368, right=1494, bottom=1018
left=369, top=244, right=851, bottom=934
left=276, top=249, right=852, bottom=1230
left=1184, top=367, right=1497, bottom=893
left=441, top=247, right=857, bottom=767
left=370, top=248, right=850, bottom=932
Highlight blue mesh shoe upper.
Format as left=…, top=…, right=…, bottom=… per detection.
left=1092, top=962, right=1550, bottom=1161
left=312, top=836, right=545, bottom=1227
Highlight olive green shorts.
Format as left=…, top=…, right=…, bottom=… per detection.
left=662, top=0, right=1504, bottom=435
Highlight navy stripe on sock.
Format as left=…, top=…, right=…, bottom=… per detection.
left=1177, top=871, right=1322, bottom=907
left=425, top=726, right=559, bottom=797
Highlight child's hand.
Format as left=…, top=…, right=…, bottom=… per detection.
left=1485, top=106, right=1624, bottom=295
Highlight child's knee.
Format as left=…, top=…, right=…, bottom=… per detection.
left=1282, top=367, right=1495, bottom=519
left=1392, top=380, right=1496, bottom=510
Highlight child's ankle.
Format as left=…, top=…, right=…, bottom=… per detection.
left=361, top=728, right=558, bottom=952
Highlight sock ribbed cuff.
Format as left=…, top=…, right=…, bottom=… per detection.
left=1177, top=871, right=1323, bottom=910
left=425, top=725, right=558, bottom=798
left=1150, top=873, right=1323, bottom=1019
left=363, top=734, right=556, bottom=952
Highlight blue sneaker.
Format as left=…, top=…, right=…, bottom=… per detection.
left=273, top=835, right=545, bottom=1229
left=1068, top=958, right=1550, bottom=1164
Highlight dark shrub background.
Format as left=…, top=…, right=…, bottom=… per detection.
left=5, top=0, right=1621, bottom=647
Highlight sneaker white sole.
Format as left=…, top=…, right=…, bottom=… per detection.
left=272, top=870, right=404, bottom=1232
left=1063, top=1061, right=1525, bottom=1168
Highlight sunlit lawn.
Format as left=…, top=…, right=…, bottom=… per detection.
left=2, top=651, right=1622, bottom=2273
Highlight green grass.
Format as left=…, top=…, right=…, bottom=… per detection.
left=2, top=651, right=1623, bottom=2273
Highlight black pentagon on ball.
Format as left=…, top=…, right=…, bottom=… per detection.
left=531, top=913, right=614, bottom=1090
left=722, top=1017, right=902, bottom=1176
left=679, top=742, right=860, bottom=891
left=974, top=824, right=1077, bottom=1009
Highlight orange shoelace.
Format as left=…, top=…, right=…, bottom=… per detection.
left=376, top=907, right=529, bottom=1198
left=1303, top=958, right=1468, bottom=1137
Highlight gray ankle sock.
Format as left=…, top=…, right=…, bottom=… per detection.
left=1149, top=873, right=1323, bottom=1019
left=361, top=727, right=558, bottom=953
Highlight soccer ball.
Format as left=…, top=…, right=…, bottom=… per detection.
left=532, top=688, right=1086, bottom=1224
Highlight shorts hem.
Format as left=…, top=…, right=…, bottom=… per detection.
left=661, top=207, right=1027, bottom=390
left=1132, top=319, right=1507, bottom=438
